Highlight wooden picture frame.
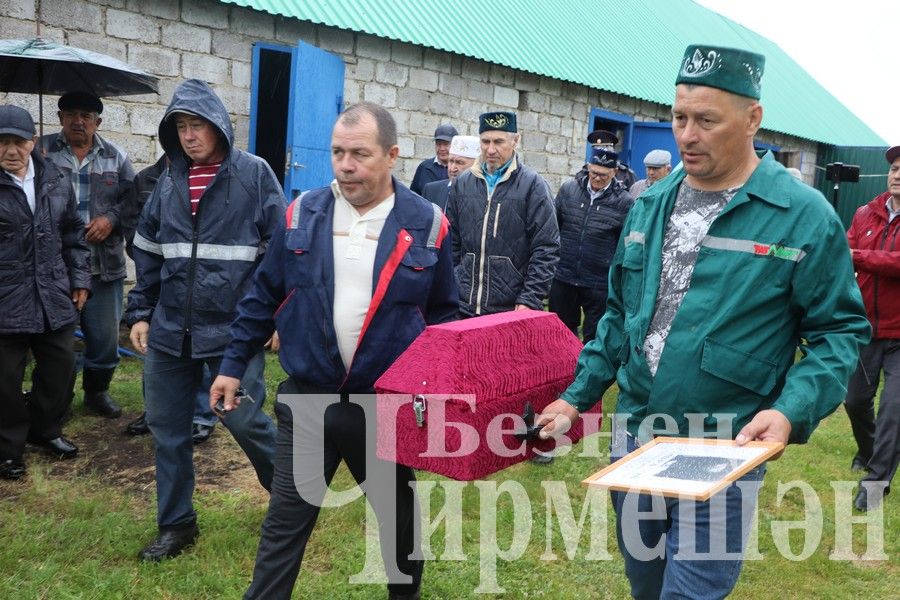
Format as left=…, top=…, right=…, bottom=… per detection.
left=582, top=437, right=784, bottom=501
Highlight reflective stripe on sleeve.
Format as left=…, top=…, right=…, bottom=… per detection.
left=426, top=202, right=443, bottom=248
left=624, top=231, right=645, bottom=246
left=133, top=232, right=163, bottom=255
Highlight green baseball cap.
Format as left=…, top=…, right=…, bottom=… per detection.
left=676, top=45, right=765, bottom=99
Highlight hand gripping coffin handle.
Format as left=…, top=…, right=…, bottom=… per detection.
left=514, top=401, right=544, bottom=441
left=413, top=394, right=427, bottom=427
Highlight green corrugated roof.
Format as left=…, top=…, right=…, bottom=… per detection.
left=223, top=0, right=885, bottom=146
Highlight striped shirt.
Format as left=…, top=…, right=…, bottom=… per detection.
left=188, top=163, right=220, bottom=216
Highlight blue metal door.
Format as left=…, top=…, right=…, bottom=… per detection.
left=630, top=121, right=680, bottom=180
left=283, top=41, right=344, bottom=200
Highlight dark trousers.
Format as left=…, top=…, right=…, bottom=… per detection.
left=0, top=324, right=76, bottom=460
left=844, top=338, right=900, bottom=487
left=548, top=279, right=608, bottom=343
left=245, top=379, right=422, bottom=599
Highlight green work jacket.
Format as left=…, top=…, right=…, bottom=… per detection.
left=561, top=153, right=871, bottom=443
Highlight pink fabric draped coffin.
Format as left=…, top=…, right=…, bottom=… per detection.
left=375, top=310, right=602, bottom=480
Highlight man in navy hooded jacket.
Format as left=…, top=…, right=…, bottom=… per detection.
left=211, top=102, right=457, bottom=600
left=125, top=79, right=283, bottom=561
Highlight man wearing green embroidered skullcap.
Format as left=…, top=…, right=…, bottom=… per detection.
left=445, top=111, right=559, bottom=317
left=539, top=44, right=870, bottom=599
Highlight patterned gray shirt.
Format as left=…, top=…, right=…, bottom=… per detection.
left=643, top=182, right=740, bottom=375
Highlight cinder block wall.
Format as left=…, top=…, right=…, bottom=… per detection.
left=1, top=0, right=819, bottom=191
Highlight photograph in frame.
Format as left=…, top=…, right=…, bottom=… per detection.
left=582, top=437, right=784, bottom=501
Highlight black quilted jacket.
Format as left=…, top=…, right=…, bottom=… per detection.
left=554, top=173, right=633, bottom=289
left=446, top=155, right=559, bottom=315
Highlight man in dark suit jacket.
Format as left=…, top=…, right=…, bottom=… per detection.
left=421, top=135, right=479, bottom=212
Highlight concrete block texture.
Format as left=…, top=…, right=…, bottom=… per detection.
left=1, top=0, right=35, bottom=19
left=127, top=45, right=180, bottom=77
left=42, top=0, right=102, bottom=33
left=181, top=53, right=230, bottom=85
left=363, top=83, right=398, bottom=108
left=161, top=21, right=212, bottom=53
left=106, top=8, right=159, bottom=43
left=375, top=62, right=409, bottom=87
left=125, top=0, right=178, bottom=20
left=182, top=0, right=229, bottom=29
left=229, top=6, right=275, bottom=39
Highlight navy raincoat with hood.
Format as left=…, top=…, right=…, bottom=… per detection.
left=125, top=79, right=285, bottom=357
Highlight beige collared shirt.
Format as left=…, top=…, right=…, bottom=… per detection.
left=331, top=180, right=395, bottom=370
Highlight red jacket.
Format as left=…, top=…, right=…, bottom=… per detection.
left=847, top=192, right=900, bottom=339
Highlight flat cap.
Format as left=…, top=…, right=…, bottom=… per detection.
left=643, top=149, right=672, bottom=167
left=58, top=91, right=103, bottom=114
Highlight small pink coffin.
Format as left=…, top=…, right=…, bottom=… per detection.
left=375, top=310, right=601, bottom=480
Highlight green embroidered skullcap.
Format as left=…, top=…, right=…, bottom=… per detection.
left=479, top=111, right=517, bottom=134
left=676, top=45, right=765, bottom=99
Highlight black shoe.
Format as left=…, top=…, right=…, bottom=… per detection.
left=854, top=483, right=888, bottom=512
left=0, top=459, right=26, bottom=480
left=138, top=523, right=199, bottom=562
left=84, top=390, right=122, bottom=418
left=30, top=436, right=78, bottom=459
left=388, top=589, right=421, bottom=600
left=850, top=456, right=869, bottom=472
left=125, top=413, right=150, bottom=436
left=192, top=423, right=215, bottom=444
left=530, top=453, right=554, bottom=465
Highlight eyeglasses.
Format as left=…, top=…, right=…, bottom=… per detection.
left=587, top=170, right=612, bottom=180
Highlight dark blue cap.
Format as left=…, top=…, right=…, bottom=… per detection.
left=590, top=147, right=618, bottom=167
left=0, top=105, right=36, bottom=139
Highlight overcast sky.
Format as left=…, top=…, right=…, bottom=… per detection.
left=695, top=0, right=899, bottom=145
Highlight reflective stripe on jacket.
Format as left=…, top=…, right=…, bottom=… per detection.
left=562, top=152, right=871, bottom=443
left=125, top=79, right=285, bottom=357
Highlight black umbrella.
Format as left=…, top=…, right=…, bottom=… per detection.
left=0, top=37, right=159, bottom=135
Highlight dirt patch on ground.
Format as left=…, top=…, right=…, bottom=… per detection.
left=23, top=410, right=268, bottom=502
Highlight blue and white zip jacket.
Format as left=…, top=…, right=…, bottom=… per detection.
left=125, top=79, right=285, bottom=357
left=219, top=178, right=458, bottom=392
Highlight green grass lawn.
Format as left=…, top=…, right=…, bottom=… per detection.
left=0, top=354, right=896, bottom=599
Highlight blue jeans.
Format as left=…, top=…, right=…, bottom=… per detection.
left=143, top=348, right=276, bottom=527
left=77, top=276, right=123, bottom=372
left=611, top=435, right=766, bottom=600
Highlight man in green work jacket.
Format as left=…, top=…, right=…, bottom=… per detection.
left=538, top=45, right=870, bottom=600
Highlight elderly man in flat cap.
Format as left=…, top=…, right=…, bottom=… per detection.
left=445, top=111, right=559, bottom=317
left=410, top=123, right=458, bottom=195
left=550, top=146, right=632, bottom=344
left=40, top=91, right=137, bottom=421
left=539, top=45, right=869, bottom=599
left=629, top=149, right=672, bottom=197
left=0, top=105, right=90, bottom=478
left=421, top=134, right=479, bottom=212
